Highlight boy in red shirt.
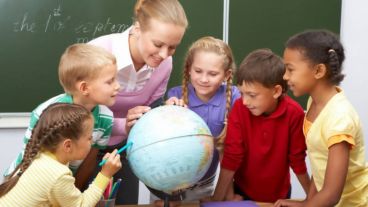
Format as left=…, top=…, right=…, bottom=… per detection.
left=210, top=49, right=310, bottom=203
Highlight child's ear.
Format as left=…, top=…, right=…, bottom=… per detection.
left=314, top=63, right=327, bottom=80
left=62, top=139, right=73, bottom=153
left=273, top=85, right=283, bottom=99
left=76, top=81, right=89, bottom=95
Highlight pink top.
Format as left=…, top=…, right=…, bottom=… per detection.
left=89, top=29, right=172, bottom=145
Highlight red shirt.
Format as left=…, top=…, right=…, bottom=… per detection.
left=221, top=96, right=307, bottom=202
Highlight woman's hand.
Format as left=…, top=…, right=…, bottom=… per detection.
left=125, top=106, right=151, bottom=133
left=165, top=97, right=187, bottom=107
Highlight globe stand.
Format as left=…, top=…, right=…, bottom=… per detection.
left=147, top=186, right=185, bottom=207
left=164, top=195, right=170, bottom=207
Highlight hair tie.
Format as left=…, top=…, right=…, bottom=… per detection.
left=328, top=49, right=336, bottom=53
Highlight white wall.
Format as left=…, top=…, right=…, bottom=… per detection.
left=0, top=128, right=25, bottom=183
left=340, top=0, right=368, bottom=161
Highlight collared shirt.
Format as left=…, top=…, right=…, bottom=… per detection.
left=304, top=88, right=368, bottom=207
left=93, top=26, right=154, bottom=92
left=89, top=28, right=173, bottom=145
left=167, top=83, right=240, bottom=201
left=167, top=83, right=240, bottom=137
left=222, top=96, right=307, bottom=202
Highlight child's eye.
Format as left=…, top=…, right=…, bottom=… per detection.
left=106, top=78, right=115, bottom=84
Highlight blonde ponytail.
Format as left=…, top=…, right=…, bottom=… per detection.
left=134, top=0, right=188, bottom=31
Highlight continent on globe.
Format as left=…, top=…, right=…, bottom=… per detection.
left=127, top=105, right=214, bottom=194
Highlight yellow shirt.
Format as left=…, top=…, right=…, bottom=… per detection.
left=304, top=87, right=368, bottom=206
left=0, top=152, right=110, bottom=207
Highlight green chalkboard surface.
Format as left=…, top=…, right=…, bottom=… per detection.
left=0, top=0, right=133, bottom=112
left=229, top=0, right=341, bottom=108
left=0, top=0, right=223, bottom=112
left=0, top=0, right=341, bottom=112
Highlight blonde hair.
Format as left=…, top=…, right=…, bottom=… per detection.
left=181, top=36, right=236, bottom=152
left=134, top=0, right=188, bottom=31
left=58, top=43, right=116, bottom=94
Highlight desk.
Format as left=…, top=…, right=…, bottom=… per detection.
left=118, top=202, right=273, bottom=207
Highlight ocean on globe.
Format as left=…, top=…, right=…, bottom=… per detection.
left=126, top=105, right=214, bottom=194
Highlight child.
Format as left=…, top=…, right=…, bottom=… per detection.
left=153, top=36, right=240, bottom=206
left=167, top=36, right=240, bottom=152
left=0, top=103, right=121, bottom=206
left=210, top=49, right=310, bottom=203
left=3, top=44, right=121, bottom=190
left=275, top=30, right=368, bottom=207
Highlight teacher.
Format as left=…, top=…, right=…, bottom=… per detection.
left=89, top=0, right=188, bottom=204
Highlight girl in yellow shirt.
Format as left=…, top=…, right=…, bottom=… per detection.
left=0, top=103, right=122, bottom=207
left=276, top=30, right=368, bottom=207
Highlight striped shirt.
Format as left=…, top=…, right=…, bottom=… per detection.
left=0, top=152, right=110, bottom=207
left=4, top=94, right=113, bottom=176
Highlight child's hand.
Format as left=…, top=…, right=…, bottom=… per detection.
left=100, top=149, right=122, bottom=178
left=229, top=194, right=243, bottom=201
left=165, top=97, right=187, bottom=107
left=125, top=106, right=151, bottom=133
left=273, top=199, right=304, bottom=207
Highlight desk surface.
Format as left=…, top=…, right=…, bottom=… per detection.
left=118, top=202, right=273, bottom=207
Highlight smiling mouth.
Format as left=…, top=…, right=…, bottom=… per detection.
left=152, top=57, right=163, bottom=63
left=198, top=84, right=210, bottom=88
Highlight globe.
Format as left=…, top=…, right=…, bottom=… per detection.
left=126, top=105, right=214, bottom=194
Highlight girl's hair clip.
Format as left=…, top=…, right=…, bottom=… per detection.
left=328, top=49, right=336, bottom=53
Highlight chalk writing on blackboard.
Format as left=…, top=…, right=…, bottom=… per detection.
left=12, top=4, right=129, bottom=43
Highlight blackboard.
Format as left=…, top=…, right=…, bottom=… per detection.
left=228, top=0, right=342, bottom=108
left=0, top=0, right=223, bottom=112
left=0, top=0, right=341, bottom=112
